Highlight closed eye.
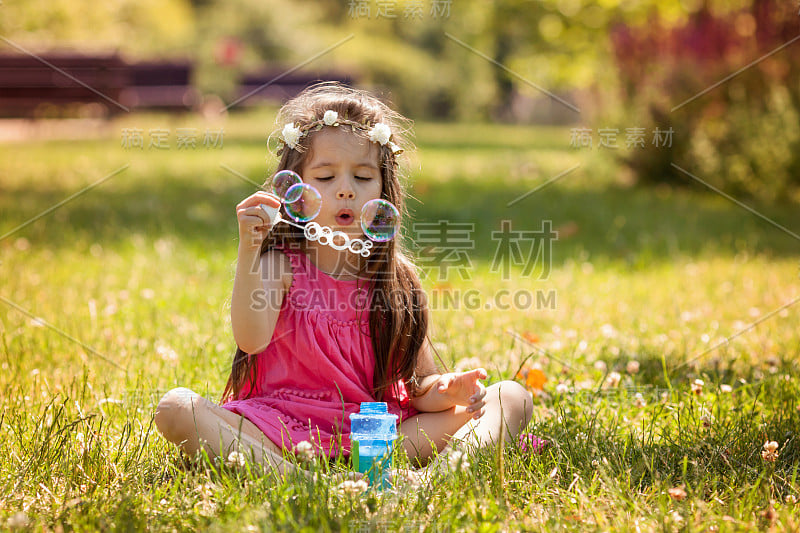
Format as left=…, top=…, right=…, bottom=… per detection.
left=355, top=176, right=373, bottom=181
left=315, top=176, right=334, bottom=181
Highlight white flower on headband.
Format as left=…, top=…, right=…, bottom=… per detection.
left=368, top=122, right=392, bottom=145
left=281, top=123, right=302, bottom=149
left=322, top=110, right=339, bottom=126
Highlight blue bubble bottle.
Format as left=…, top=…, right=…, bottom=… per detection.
left=349, top=402, right=398, bottom=489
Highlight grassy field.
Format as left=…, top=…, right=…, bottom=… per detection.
left=1, top=109, right=799, bottom=531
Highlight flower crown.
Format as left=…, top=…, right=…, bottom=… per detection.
left=277, top=109, right=403, bottom=156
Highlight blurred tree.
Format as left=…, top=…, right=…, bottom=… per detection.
left=0, top=0, right=195, bottom=57
left=607, top=0, right=800, bottom=202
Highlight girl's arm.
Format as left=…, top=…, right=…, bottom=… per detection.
left=231, top=192, right=288, bottom=354
left=409, top=340, right=453, bottom=412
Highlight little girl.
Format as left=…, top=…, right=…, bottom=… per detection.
left=154, top=83, right=533, bottom=478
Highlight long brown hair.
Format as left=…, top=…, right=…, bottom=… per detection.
left=220, top=82, right=437, bottom=404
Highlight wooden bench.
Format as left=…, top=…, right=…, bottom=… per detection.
left=0, top=52, right=355, bottom=117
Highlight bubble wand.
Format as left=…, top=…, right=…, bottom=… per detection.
left=259, top=170, right=400, bottom=258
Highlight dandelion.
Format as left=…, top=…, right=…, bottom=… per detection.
left=633, top=393, right=646, bottom=408
left=518, top=433, right=548, bottom=454
left=626, top=360, right=640, bottom=374
left=225, top=450, right=247, bottom=468
left=294, top=440, right=315, bottom=463
left=336, top=479, right=369, bottom=496
left=720, top=384, right=733, bottom=393
left=690, top=379, right=704, bottom=395
left=761, top=441, right=779, bottom=463
left=555, top=383, right=569, bottom=394
left=605, top=372, right=622, bottom=388
left=668, top=486, right=687, bottom=501
left=447, top=450, right=471, bottom=472
left=593, top=360, right=608, bottom=373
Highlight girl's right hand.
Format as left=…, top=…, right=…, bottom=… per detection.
left=236, top=192, right=281, bottom=253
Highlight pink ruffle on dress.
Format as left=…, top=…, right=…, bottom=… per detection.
left=222, top=246, right=419, bottom=458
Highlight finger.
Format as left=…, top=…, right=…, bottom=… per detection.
left=469, top=384, right=486, bottom=403
left=238, top=213, right=268, bottom=228
left=472, top=368, right=488, bottom=380
left=237, top=192, right=280, bottom=210
left=472, top=407, right=485, bottom=420
left=239, top=207, right=269, bottom=224
left=438, top=375, right=452, bottom=392
left=469, top=399, right=486, bottom=411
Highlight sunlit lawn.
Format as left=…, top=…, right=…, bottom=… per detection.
left=1, top=109, right=799, bottom=531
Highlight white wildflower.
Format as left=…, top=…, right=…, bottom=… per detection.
left=668, top=486, right=687, bottom=501
left=294, top=440, right=315, bottom=462
left=762, top=441, right=779, bottom=463
left=75, top=432, right=86, bottom=455
left=368, top=123, right=392, bottom=145
left=156, top=342, right=178, bottom=362
left=691, top=379, right=704, bottom=395
left=626, top=360, right=640, bottom=374
left=448, top=450, right=471, bottom=472
left=633, top=393, right=646, bottom=408
left=605, top=371, right=622, bottom=388
left=225, top=450, right=247, bottom=468
left=555, top=383, right=569, bottom=395
left=336, top=479, right=369, bottom=496
left=600, top=323, right=616, bottom=338
left=322, top=110, right=338, bottom=126
left=281, top=123, right=302, bottom=149
left=593, top=360, right=607, bottom=373
left=720, top=384, right=733, bottom=393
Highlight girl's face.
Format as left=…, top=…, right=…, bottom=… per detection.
left=300, top=126, right=383, bottom=239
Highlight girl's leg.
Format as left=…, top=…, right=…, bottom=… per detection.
left=154, top=387, right=306, bottom=478
left=399, top=380, right=533, bottom=468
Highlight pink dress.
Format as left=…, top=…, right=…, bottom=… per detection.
left=222, top=246, right=420, bottom=458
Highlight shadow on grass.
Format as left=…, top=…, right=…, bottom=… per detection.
left=1, top=170, right=799, bottom=264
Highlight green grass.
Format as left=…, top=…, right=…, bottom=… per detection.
left=1, top=110, right=799, bottom=531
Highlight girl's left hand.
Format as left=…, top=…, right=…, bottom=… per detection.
left=437, top=368, right=488, bottom=419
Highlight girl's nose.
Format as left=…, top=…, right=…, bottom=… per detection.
left=336, top=189, right=355, bottom=200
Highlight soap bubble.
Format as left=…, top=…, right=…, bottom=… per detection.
left=271, top=170, right=302, bottom=200
left=360, top=199, right=400, bottom=242
left=285, top=183, right=322, bottom=222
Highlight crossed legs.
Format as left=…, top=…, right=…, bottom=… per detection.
left=154, top=380, right=534, bottom=478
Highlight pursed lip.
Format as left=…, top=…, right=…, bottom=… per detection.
left=335, top=208, right=355, bottom=226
